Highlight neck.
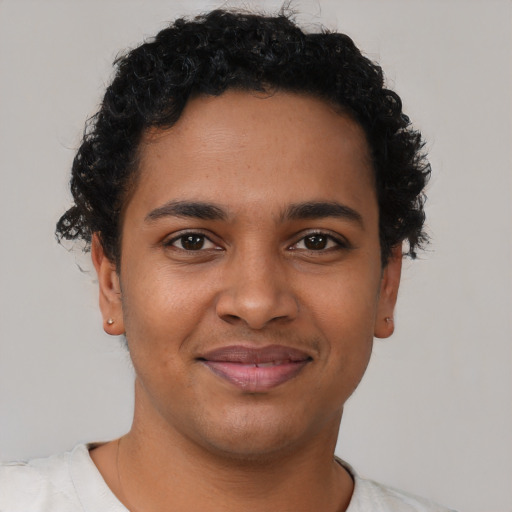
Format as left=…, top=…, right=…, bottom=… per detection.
left=92, top=385, right=353, bottom=512
left=121, top=431, right=351, bottom=512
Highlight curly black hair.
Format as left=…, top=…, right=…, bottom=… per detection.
left=56, top=8, right=430, bottom=266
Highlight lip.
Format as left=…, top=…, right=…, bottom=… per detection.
left=198, top=345, right=312, bottom=392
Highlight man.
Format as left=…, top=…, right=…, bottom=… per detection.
left=0, top=9, right=454, bottom=512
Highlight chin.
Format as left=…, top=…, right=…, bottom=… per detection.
left=192, top=404, right=339, bottom=463
left=202, top=430, right=300, bottom=463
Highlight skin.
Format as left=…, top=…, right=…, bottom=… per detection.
left=90, top=91, right=402, bottom=512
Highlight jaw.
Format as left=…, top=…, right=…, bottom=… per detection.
left=129, top=372, right=344, bottom=465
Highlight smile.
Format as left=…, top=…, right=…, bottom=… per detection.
left=199, top=345, right=312, bottom=392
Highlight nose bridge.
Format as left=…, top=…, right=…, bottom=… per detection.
left=215, top=239, right=298, bottom=329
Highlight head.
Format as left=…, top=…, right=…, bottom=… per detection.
left=56, top=9, right=430, bottom=459
left=56, top=8, right=429, bottom=269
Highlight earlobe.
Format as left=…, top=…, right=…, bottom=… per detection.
left=374, top=245, right=402, bottom=339
left=91, top=234, right=125, bottom=335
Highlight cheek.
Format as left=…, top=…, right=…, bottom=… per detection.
left=304, top=264, right=381, bottom=337
left=119, top=265, right=212, bottom=373
left=302, top=267, right=380, bottom=389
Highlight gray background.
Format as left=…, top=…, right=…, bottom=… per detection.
left=0, top=1, right=511, bottom=511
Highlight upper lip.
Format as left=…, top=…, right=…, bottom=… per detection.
left=198, top=345, right=312, bottom=364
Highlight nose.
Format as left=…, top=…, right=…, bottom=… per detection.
left=215, top=250, right=299, bottom=330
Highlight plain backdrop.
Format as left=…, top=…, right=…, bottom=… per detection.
left=0, top=1, right=511, bottom=511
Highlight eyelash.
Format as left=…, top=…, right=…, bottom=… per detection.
left=288, top=231, right=349, bottom=252
left=163, top=230, right=349, bottom=253
left=164, top=231, right=220, bottom=251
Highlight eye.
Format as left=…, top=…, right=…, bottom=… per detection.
left=290, top=232, right=347, bottom=251
left=166, top=233, right=219, bottom=251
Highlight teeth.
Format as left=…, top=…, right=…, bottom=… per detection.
left=255, top=360, right=284, bottom=368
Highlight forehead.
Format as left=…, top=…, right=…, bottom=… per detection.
left=131, top=91, right=375, bottom=217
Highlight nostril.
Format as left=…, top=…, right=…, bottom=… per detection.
left=215, top=278, right=299, bottom=330
left=221, top=313, right=243, bottom=324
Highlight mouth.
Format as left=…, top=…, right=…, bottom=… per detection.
left=198, top=345, right=312, bottom=392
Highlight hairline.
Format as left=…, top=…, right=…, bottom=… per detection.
left=111, top=87, right=378, bottom=270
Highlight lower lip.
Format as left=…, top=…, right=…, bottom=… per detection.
left=202, top=360, right=309, bottom=392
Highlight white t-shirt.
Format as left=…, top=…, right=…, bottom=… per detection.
left=0, top=444, right=456, bottom=511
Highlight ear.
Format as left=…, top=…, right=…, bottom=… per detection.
left=91, top=233, right=125, bottom=335
left=374, top=245, right=403, bottom=339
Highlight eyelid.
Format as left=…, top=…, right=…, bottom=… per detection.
left=161, top=228, right=350, bottom=252
left=288, top=230, right=351, bottom=251
left=163, top=230, right=222, bottom=250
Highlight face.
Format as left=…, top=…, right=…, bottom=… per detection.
left=94, top=91, right=401, bottom=459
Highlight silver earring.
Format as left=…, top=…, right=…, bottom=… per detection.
left=385, top=316, right=393, bottom=324
left=107, top=318, right=114, bottom=325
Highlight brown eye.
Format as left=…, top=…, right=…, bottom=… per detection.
left=304, top=234, right=328, bottom=250
left=165, top=232, right=220, bottom=253
left=180, top=234, right=206, bottom=250
left=290, top=232, right=347, bottom=252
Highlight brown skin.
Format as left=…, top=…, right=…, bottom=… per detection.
left=90, top=91, right=402, bottom=512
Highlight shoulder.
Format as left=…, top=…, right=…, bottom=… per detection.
left=350, top=477, right=457, bottom=512
left=339, top=459, right=457, bottom=512
left=0, top=445, right=88, bottom=512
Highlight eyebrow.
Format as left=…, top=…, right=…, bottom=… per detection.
left=280, top=201, right=364, bottom=227
left=145, top=200, right=228, bottom=222
left=144, top=199, right=363, bottom=227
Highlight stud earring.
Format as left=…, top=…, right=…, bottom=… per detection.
left=107, top=318, right=114, bottom=325
left=385, top=316, right=393, bottom=324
